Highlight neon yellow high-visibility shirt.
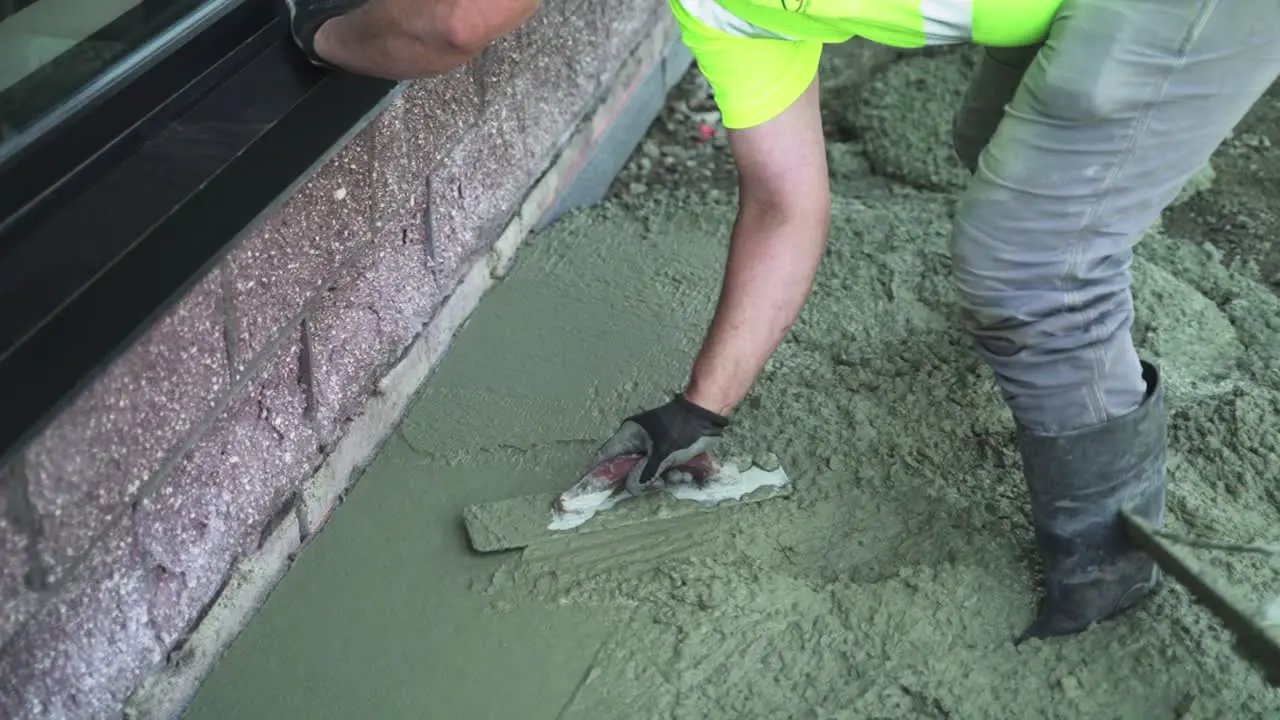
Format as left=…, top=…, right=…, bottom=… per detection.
left=670, top=0, right=1060, bottom=129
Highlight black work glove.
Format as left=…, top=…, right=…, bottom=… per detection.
left=591, top=394, right=730, bottom=496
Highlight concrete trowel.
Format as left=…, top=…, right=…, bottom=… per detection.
left=1121, top=511, right=1280, bottom=687
left=461, top=452, right=791, bottom=553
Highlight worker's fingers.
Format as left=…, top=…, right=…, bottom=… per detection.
left=625, top=436, right=720, bottom=496
left=589, top=420, right=651, bottom=469
left=626, top=453, right=670, bottom=496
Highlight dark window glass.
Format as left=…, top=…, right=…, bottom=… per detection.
left=0, top=0, right=231, bottom=163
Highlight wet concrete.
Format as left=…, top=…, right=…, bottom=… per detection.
left=182, top=198, right=733, bottom=717
left=185, top=47, right=1280, bottom=719
left=181, top=436, right=619, bottom=718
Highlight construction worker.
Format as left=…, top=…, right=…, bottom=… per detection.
left=282, top=0, right=537, bottom=78
left=591, top=0, right=1280, bottom=641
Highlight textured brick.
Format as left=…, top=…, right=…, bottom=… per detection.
left=0, top=523, right=37, bottom=648
left=133, top=332, right=317, bottom=647
left=227, top=135, right=375, bottom=370
left=480, top=0, right=608, bottom=82
left=0, top=479, right=39, bottom=649
left=551, top=0, right=619, bottom=89
left=427, top=97, right=528, bottom=287
left=371, top=67, right=481, bottom=229
left=596, top=0, right=665, bottom=60
left=0, top=10, right=687, bottom=718
left=0, top=518, right=162, bottom=720
left=515, top=7, right=604, bottom=172
left=309, top=218, right=440, bottom=445
left=473, top=11, right=537, bottom=101
left=423, top=0, right=632, bottom=285
left=23, top=273, right=228, bottom=584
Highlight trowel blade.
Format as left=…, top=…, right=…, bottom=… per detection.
left=461, top=455, right=792, bottom=553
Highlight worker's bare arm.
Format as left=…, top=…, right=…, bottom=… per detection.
left=307, top=0, right=538, bottom=80
left=582, top=78, right=827, bottom=495
left=684, top=78, right=830, bottom=416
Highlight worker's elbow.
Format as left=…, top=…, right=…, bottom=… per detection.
left=436, top=0, right=540, bottom=54
left=739, top=179, right=830, bottom=233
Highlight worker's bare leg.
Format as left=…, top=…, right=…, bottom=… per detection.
left=950, top=0, right=1280, bottom=639
left=286, top=0, right=537, bottom=79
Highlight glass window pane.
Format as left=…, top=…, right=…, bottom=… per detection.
left=0, top=0, right=219, bottom=160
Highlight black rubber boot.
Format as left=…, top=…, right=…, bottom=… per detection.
left=282, top=0, right=365, bottom=69
left=1016, top=361, right=1167, bottom=642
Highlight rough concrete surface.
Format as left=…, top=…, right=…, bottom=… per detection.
left=226, top=135, right=377, bottom=374
left=853, top=48, right=979, bottom=192
left=132, top=329, right=318, bottom=649
left=307, top=216, right=440, bottom=445
left=22, top=272, right=229, bottom=586
left=0, top=518, right=164, bottom=719
left=0, top=481, right=38, bottom=646
left=186, top=48, right=1280, bottom=719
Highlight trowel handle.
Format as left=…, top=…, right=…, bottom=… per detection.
left=1121, top=511, right=1280, bottom=687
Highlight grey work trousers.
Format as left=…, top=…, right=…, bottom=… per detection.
left=949, top=0, right=1280, bottom=436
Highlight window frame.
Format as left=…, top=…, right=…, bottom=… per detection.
left=0, top=0, right=400, bottom=466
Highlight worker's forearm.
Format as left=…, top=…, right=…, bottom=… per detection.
left=314, top=0, right=534, bottom=79
left=313, top=10, right=459, bottom=78
left=684, top=202, right=829, bottom=416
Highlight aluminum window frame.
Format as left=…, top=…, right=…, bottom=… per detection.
left=0, top=0, right=399, bottom=467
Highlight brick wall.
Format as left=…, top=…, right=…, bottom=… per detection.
left=0, top=1, right=685, bottom=716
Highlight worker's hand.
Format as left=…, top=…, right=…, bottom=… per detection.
left=590, top=394, right=730, bottom=496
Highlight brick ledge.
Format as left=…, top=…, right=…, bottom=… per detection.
left=122, top=20, right=689, bottom=720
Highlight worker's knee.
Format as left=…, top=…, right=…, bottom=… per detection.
left=1030, top=59, right=1131, bottom=123
left=949, top=218, right=1027, bottom=358
left=950, top=189, right=1145, bottom=433
left=948, top=192, right=1106, bottom=359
